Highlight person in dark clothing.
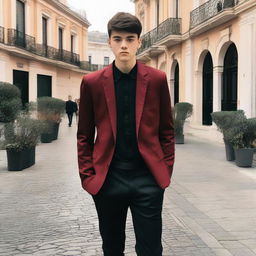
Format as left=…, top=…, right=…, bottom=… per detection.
left=65, top=95, right=77, bottom=127
left=77, top=12, right=175, bottom=256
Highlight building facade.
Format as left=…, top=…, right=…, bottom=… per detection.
left=134, top=0, right=256, bottom=141
left=0, top=0, right=93, bottom=104
left=88, top=31, right=114, bottom=70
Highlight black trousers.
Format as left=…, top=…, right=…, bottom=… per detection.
left=67, top=113, right=73, bottom=126
left=92, top=166, right=164, bottom=256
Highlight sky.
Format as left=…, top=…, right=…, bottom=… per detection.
left=67, top=0, right=135, bottom=33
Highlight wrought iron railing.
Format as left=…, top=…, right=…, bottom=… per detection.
left=7, top=29, right=80, bottom=66
left=0, top=26, right=4, bottom=44
left=80, top=61, right=107, bottom=71
left=190, top=0, right=239, bottom=29
left=137, top=18, right=181, bottom=55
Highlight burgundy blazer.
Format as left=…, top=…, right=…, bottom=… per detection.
left=77, top=61, right=175, bottom=195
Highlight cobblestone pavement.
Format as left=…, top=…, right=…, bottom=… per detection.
left=0, top=120, right=256, bottom=256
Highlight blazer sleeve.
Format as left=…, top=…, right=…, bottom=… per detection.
left=77, top=76, right=95, bottom=182
left=159, top=74, right=175, bottom=177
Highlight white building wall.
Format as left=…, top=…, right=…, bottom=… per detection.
left=88, top=42, right=114, bottom=65
left=239, top=10, right=256, bottom=118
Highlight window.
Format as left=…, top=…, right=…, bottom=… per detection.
left=175, top=0, right=179, bottom=18
left=16, top=0, right=25, bottom=33
left=71, top=35, right=74, bottom=53
left=104, top=57, right=109, bottom=66
left=156, top=0, right=160, bottom=27
left=58, top=27, right=63, bottom=50
left=42, top=17, right=47, bottom=46
left=16, top=0, right=25, bottom=47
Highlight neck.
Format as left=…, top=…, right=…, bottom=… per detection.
left=115, top=59, right=136, bottom=73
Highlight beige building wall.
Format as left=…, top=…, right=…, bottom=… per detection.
left=135, top=0, right=256, bottom=142
left=0, top=0, right=91, bottom=103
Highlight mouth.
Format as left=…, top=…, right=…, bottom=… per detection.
left=120, top=52, right=129, bottom=54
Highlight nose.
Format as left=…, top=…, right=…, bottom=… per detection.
left=121, top=39, right=127, bottom=49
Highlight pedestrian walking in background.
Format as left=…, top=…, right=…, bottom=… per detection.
left=74, top=98, right=80, bottom=124
left=77, top=12, right=175, bottom=256
left=65, top=95, right=77, bottom=127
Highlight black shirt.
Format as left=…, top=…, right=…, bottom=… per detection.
left=65, top=100, right=77, bottom=114
left=111, top=62, right=143, bottom=164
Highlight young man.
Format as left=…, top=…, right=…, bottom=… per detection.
left=77, top=12, right=175, bottom=256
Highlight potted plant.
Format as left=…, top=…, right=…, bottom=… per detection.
left=228, top=117, right=256, bottom=167
left=37, top=97, right=65, bottom=142
left=174, top=102, right=193, bottom=144
left=3, top=113, right=44, bottom=171
left=211, top=110, right=246, bottom=161
left=0, top=82, right=22, bottom=142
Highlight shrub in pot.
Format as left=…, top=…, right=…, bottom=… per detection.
left=174, top=102, right=193, bottom=144
left=0, top=82, right=22, bottom=141
left=228, top=117, right=256, bottom=167
left=3, top=114, right=45, bottom=171
left=37, top=97, right=65, bottom=142
left=211, top=110, right=246, bottom=161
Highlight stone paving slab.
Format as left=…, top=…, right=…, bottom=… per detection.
left=0, top=120, right=256, bottom=256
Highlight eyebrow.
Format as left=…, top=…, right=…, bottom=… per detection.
left=112, top=35, right=136, bottom=39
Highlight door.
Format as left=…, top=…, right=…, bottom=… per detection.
left=37, top=74, right=52, bottom=97
left=13, top=70, right=29, bottom=106
left=222, top=43, right=238, bottom=111
left=202, top=52, right=213, bottom=125
left=174, top=63, right=179, bottom=105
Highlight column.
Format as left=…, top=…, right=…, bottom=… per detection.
left=191, top=70, right=202, bottom=125
left=239, top=14, right=255, bottom=117
left=184, top=39, right=193, bottom=102
left=212, top=66, right=223, bottom=112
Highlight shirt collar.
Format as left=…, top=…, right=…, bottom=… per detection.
left=113, top=61, right=137, bottom=82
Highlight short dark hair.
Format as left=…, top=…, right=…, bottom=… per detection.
left=107, top=12, right=142, bottom=38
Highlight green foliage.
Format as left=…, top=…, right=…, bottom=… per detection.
left=211, top=110, right=256, bottom=148
left=37, top=97, right=65, bottom=123
left=3, top=113, right=46, bottom=151
left=37, top=96, right=65, bottom=115
left=228, top=117, right=256, bottom=149
left=0, top=82, right=22, bottom=122
left=174, top=102, right=193, bottom=135
left=211, top=110, right=246, bottom=141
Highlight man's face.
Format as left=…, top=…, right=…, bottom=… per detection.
left=108, top=31, right=141, bottom=64
left=68, top=96, right=72, bottom=100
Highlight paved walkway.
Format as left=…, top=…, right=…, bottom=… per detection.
left=0, top=119, right=256, bottom=256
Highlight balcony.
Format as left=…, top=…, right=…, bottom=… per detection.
left=0, top=26, right=4, bottom=44
left=7, top=29, right=80, bottom=67
left=80, top=61, right=107, bottom=72
left=137, top=18, right=181, bottom=59
left=190, top=0, right=239, bottom=36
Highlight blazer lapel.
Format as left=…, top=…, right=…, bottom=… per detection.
left=136, top=62, right=149, bottom=138
left=102, top=64, right=117, bottom=141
